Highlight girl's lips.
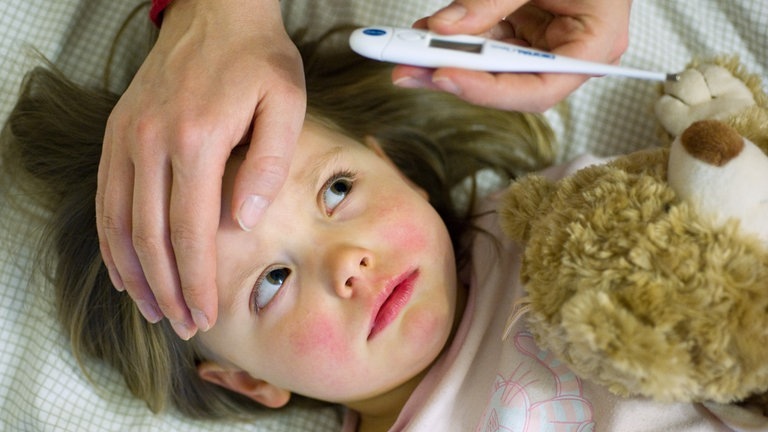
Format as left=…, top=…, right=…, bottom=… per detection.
left=368, top=269, right=418, bottom=340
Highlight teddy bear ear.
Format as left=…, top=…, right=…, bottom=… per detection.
left=499, top=174, right=554, bottom=243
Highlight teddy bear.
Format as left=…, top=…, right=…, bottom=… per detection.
left=499, top=57, right=768, bottom=410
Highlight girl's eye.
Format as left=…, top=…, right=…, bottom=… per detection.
left=252, top=267, right=290, bottom=312
left=322, top=172, right=355, bottom=213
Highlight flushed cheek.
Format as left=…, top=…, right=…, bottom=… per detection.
left=284, top=312, right=365, bottom=397
left=287, top=311, right=352, bottom=364
left=378, top=217, right=429, bottom=253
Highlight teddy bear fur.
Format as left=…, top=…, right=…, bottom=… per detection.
left=499, top=57, right=768, bottom=407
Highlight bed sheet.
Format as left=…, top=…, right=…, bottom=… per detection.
left=1, top=1, right=766, bottom=431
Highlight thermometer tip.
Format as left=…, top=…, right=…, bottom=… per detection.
left=666, top=73, right=681, bottom=82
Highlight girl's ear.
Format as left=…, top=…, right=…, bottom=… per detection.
left=197, top=361, right=291, bottom=408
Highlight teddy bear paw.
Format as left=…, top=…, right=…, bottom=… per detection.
left=655, top=64, right=755, bottom=137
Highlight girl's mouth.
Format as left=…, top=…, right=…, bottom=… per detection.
left=368, top=269, right=418, bottom=340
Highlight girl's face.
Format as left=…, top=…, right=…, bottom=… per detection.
left=196, top=120, right=459, bottom=409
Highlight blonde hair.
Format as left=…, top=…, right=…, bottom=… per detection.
left=2, top=29, right=554, bottom=419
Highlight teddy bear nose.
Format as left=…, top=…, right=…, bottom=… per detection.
left=680, top=119, right=744, bottom=166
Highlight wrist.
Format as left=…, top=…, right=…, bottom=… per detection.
left=162, top=0, right=283, bottom=30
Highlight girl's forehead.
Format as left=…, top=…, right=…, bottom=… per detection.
left=300, top=119, right=357, bottom=146
left=293, top=122, right=372, bottom=166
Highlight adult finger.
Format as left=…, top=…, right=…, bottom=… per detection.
left=128, top=130, right=212, bottom=340
left=392, top=64, right=587, bottom=112
left=166, top=137, right=227, bottom=339
left=427, top=0, right=528, bottom=35
left=232, top=75, right=306, bottom=231
left=99, top=129, right=164, bottom=324
left=96, top=124, right=123, bottom=292
left=507, top=0, right=629, bottom=63
left=432, top=67, right=589, bottom=112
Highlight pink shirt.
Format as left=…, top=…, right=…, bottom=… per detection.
left=343, top=155, right=763, bottom=431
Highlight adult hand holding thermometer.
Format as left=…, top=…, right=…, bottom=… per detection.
left=350, top=27, right=678, bottom=82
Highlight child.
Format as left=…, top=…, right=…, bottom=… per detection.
left=2, top=31, right=739, bottom=432
left=106, top=0, right=634, bottom=341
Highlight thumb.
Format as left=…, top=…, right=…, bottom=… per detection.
left=428, top=0, right=527, bottom=35
left=232, top=100, right=305, bottom=231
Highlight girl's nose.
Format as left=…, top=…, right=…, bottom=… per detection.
left=328, top=246, right=374, bottom=298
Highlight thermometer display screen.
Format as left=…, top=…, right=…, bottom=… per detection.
left=429, top=38, right=483, bottom=53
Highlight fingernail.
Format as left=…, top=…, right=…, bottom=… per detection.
left=135, top=299, right=163, bottom=323
left=170, top=319, right=196, bottom=340
left=237, top=195, right=269, bottom=231
left=393, top=76, right=426, bottom=89
left=433, top=76, right=462, bottom=95
left=107, top=266, right=124, bottom=292
left=434, top=3, right=467, bottom=24
left=191, top=308, right=211, bottom=332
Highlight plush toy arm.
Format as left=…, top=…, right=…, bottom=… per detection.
left=655, top=62, right=756, bottom=137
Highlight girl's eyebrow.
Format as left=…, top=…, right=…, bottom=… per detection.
left=306, top=145, right=345, bottom=193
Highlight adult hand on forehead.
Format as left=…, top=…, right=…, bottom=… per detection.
left=392, top=0, right=632, bottom=112
left=96, top=0, right=306, bottom=339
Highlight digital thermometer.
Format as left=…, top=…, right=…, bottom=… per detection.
left=350, top=26, right=679, bottom=82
